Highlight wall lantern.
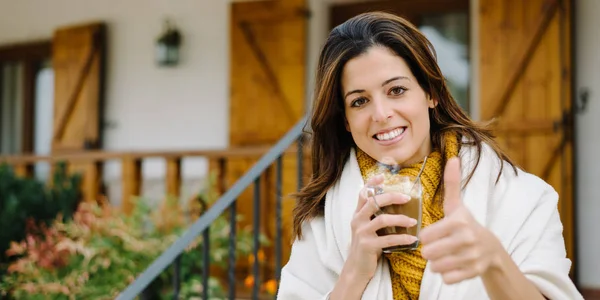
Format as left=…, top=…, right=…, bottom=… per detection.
left=155, top=19, right=182, bottom=66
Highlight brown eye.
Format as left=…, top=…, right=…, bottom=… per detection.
left=351, top=97, right=368, bottom=107
left=389, top=87, right=406, bottom=96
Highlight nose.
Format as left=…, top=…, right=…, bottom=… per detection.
left=371, top=98, right=392, bottom=123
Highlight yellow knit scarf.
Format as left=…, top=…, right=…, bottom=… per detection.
left=356, top=132, right=460, bottom=300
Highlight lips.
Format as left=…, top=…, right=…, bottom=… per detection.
left=373, top=127, right=406, bottom=141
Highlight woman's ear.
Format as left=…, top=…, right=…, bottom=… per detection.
left=428, top=97, right=438, bottom=109
left=345, top=119, right=350, bottom=132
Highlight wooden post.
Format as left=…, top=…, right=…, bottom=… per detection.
left=13, top=163, right=31, bottom=177
left=122, top=157, right=141, bottom=214
left=165, top=157, right=181, bottom=198
left=82, top=161, right=102, bottom=203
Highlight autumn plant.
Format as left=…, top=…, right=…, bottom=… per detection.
left=0, top=162, right=81, bottom=268
left=244, top=249, right=279, bottom=296
left=1, top=171, right=270, bottom=299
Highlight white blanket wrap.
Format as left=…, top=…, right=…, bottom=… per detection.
left=277, top=143, right=582, bottom=300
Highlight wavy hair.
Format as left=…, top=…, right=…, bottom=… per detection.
left=293, top=11, right=516, bottom=239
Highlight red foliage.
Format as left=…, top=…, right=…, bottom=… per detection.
left=6, top=218, right=71, bottom=272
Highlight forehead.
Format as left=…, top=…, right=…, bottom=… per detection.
left=341, top=46, right=414, bottom=91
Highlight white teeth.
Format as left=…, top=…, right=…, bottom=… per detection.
left=376, top=127, right=405, bottom=141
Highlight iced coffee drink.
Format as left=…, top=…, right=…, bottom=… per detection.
left=372, top=175, right=422, bottom=252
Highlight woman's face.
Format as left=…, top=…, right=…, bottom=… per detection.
left=341, top=46, right=436, bottom=166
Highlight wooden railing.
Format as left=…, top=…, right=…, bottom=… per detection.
left=0, top=144, right=309, bottom=214
left=2, top=117, right=313, bottom=299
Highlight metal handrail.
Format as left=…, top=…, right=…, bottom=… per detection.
left=117, top=115, right=308, bottom=300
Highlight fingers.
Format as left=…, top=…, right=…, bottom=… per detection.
left=419, top=218, right=456, bottom=245
left=357, top=192, right=411, bottom=219
left=421, top=235, right=465, bottom=261
left=441, top=268, right=480, bottom=285
left=356, top=174, right=385, bottom=213
left=364, top=214, right=418, bottom=233
left=443, top=157, right=462, bottom=215
left=373, top=234, right=418, bottom=249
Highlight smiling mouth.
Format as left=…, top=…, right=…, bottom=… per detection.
left=373, top=127, right=406, bottom=141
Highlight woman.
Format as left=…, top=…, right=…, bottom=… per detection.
left=277, top=11, right=581, bottom=300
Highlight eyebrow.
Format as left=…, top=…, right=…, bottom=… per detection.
left=343, top=76, right=410, bottom=100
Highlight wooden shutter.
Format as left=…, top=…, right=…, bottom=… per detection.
left=51, top=22, right=106, bottom=202
left=210, top=0, right=308, bottom=282
left=52, top=22, right=105, bottom=153
left=229, top=0, right=307, bottom=147
left=479, top=0, right=575, bottom=272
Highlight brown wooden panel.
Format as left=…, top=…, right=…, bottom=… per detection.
left=479, top=0, right=575, bottom=273
left=52, top=22, right=106, bottom=153
left=229, top=0, right=307, bottom=147
left=481, top=0, right=559, bottom=120
left=228, top=0, right=308, bottom=285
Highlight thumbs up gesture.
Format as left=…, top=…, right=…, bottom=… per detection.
left=419, top=157, right=503, bottom=285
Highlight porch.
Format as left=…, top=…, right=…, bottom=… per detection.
left=0, top=0, right=598, bottom=299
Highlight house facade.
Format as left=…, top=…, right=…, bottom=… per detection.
left=0, top=0, right=598, bottom=296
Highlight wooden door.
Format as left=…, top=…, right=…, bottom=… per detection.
left=479, top=0, right=576, bottom=275
left=229, top=0, right=307, bottom=146
left=209, top=0, right=309, bottom=288
left=52, top=22, right=106, bottom=202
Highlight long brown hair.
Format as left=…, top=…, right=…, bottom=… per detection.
left=293, top=11, right=516, bottom=239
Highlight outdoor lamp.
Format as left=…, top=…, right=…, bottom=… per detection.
left=155, top=19, right=181, bottom=66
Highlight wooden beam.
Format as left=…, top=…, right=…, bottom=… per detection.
left=482, top=0, right=559, bottom=120
left=122, top=157, right=142, bottom=214
left=0, top=40, right=51, bottom=62
left=21, top=61, right=36, bottom=154
left=165, top=157, right=181, bottom=198
left=218, top=158, right=227, bottom=195
left=0, top=145, right=311, bottom=165
left=82, top=162, right=102, bottom=203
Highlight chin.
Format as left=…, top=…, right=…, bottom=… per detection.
left=376, top=148, right=411, bottom=165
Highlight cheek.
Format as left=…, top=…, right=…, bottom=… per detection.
left=346, top=112, right=369, bottom=134
left=407, top=107, right=431, bottom=137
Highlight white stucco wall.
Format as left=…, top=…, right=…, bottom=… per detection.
left=0, top=0, right=232, bottom=194
left=0, top=0, right=230, bottom=153
left=0, top=0, right=331, bottom=204
left=575, top=0, right=600, bottom=289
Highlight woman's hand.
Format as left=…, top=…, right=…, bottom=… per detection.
left=345, top=175, right=419, bottom=280
left=420, top=157, right=504, bottom=284
left=330, top=175, right=418, bottom=300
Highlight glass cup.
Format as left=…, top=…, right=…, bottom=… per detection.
left=369, top=174, right=423, bottom=252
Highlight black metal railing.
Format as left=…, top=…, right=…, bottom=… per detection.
left=117, top=115, right=308, bottom=300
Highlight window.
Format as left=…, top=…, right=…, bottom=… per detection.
left=329, top=0, right=471, bottom=113
left=420, top=12, right=470, bottom=112
left=0, top=41, right=52, bottom=156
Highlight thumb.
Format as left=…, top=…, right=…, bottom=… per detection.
left=443, top=157, right=462, bottom=215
